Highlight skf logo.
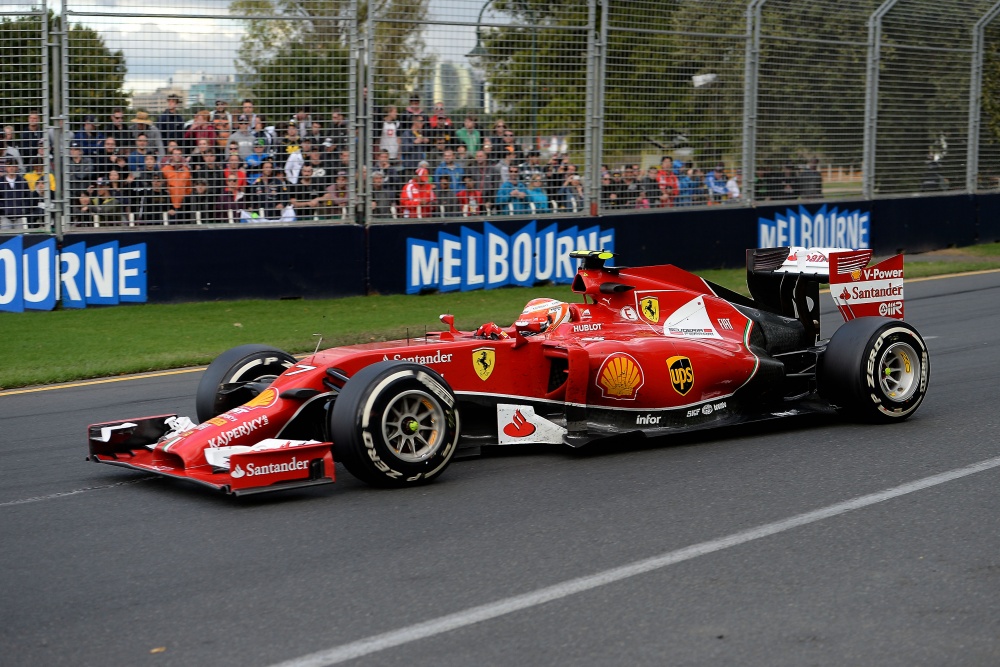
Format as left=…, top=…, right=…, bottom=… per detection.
left=639, top=296, right=659, bottom=323
left=667, top=356, right=694, bottom=396
left=473, top=347, right=495, bottom=381
left=596, top=353, right=644, bottom=400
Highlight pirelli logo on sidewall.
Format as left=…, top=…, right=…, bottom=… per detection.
left=667, top=356, right=694, bottom=396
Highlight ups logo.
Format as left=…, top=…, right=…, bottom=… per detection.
left=666, top=356, right=694, bottom=395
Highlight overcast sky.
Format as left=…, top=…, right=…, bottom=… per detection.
left=38, top=0, right=488, bottom=94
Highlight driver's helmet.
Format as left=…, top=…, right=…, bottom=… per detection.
left=516, top=298, right=570, bottom=335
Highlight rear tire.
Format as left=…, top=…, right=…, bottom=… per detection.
left=819, top=317, right=929, bottom=423
left=330, top=361, right=460, bottom=487
left=195, top=344, right=296, bottom=422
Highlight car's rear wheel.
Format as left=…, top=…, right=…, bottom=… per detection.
left=195, top=344, right=296, bottom=422
left=330, top=361, right=460, bottom=487
left=819, top=317, right=930, bottom=423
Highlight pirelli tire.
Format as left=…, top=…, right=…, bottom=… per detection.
left=330, top=361, right=460, bottom=488
left=195, top=344, right=296, bottom=422
left=819, top=317, right=930, bottom=423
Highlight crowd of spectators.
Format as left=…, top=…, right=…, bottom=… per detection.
left=1, top=97, right=829, bottom=229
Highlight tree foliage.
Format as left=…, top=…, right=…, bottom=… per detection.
left=230, top=0, right=429, bottom=119
left=0, top=12, right=127, bottom=126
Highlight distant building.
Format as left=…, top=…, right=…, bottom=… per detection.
left=420, top=62, right=481, bottom=114
left=132, top=88, right=186, bottom=114
left=187, top=76, right=240, bottom=109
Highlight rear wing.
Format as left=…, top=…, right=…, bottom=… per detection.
left=828, top=250, right=905, bottom=321
left=745, top=247, right=905, bottom=340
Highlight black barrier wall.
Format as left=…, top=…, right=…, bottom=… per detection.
left=2, top=193, right=997, bottom=306
left=84, top=225, right=369, bottom=302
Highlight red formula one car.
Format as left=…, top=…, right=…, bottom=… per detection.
left=88, top=249, right=929, bottom=495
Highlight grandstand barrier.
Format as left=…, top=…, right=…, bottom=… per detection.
left=1, top=193, right=997, bottom=310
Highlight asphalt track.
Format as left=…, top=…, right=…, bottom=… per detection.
left=2, top=272, right=1000, bottom=667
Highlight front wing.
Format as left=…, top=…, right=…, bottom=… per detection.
left=87, top=415, right=335, bottom=495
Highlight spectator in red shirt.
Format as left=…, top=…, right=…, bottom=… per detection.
left=399, top=166, right=435, bottom=218
left=656, top=156, right=680, bottom=207
left=457, top=174, right=483, bottom=216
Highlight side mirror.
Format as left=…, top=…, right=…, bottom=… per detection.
left=439, top=313, right=459, bottom=334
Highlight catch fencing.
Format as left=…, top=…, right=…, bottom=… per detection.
left=3, top=0, right=1000, bottom=234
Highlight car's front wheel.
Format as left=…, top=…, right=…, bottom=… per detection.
left=330, top=361, right=460, bottom=487
left=819, top=317, right=930, bottom=423
left=195, top=344, right=296, bottom=422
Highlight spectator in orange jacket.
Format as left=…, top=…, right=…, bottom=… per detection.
left=399, top=165, right=435, bottom=218
left=161, top=147, right=192, bottom=219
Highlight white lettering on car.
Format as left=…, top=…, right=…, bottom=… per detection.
left=380, top=351, right=454, bottom=365
left=208, top=415, right=269, bottom=448
left=242, top=456, right=310, bottom=477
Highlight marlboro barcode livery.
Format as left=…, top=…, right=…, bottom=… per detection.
left=88, top=248, right=930, bottom=497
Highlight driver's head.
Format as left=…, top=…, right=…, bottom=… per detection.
left=516, top=298, right=570, bottom=335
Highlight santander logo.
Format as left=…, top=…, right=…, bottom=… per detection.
left=503, top=409, right=537, bottom=438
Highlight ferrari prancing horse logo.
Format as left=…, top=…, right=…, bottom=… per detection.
left=473, top=347, right=495, bottom=381
left=640, top=296, right=659, bottom=323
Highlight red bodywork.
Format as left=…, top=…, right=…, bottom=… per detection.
left=89, top=258, right=810, bottom=494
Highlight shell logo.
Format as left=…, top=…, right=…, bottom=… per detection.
left=851, top=269, right=862, bottom=281
left=245, top=388, right=278, bottom=409
left=596, top=353, right=644, bottom=400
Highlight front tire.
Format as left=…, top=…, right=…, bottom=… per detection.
left=819, top=317, right=930, bottom=423
left=330, top=361, right=460, bottom=487
left=195, top=344, right=296, bottom=422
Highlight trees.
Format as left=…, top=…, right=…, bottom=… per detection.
left=229, top=0, right=429, bottom=119
left=0, top=12, right=127, bottom=128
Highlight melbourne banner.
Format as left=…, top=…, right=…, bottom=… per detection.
left=0, top=236, right=147, bottom=312
left=757, top=205, right=870, bottom=250
left=406, top=221, right=615, bottom=294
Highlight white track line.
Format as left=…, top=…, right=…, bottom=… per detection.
left=267, top=454, right=1000, bottom=667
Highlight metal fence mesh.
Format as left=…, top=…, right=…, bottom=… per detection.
left=755, top=0, right=873, bottom=202
left=873, top=1, right=983, bottom=196
left=979, top=14, right=1000, bottom=191
left=4, top=0, right=1000, bottom=232
left=367, top=0, right=592, bottom=220
left=1, top=4, right=48, bottom=232
left=63, top=0, right=353, bottom=227
left=602, top=1, right=747, bottom=209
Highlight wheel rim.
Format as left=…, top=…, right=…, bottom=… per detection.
left=878, top=341, right=920, bottom=402
left=381, top=390, right=446, bottom=462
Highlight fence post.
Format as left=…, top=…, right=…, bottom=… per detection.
left=862, top=0, right=899, bottom=199
left=968, top=2, right=1000, bottom=193
left=585, top=0, right=601, bottom=216
left=350, top=0, right=362, bottom=224
left=741, top=0, right=765, bottom=206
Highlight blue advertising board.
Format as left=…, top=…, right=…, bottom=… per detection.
left=0, top=236, right=146, bottom=312
left=757, top=205, right=870, bottom=250
left=405, top=220, right=615, bottom=293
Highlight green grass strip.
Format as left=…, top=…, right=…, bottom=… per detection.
left=1, top=252, right=997, bottom=389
